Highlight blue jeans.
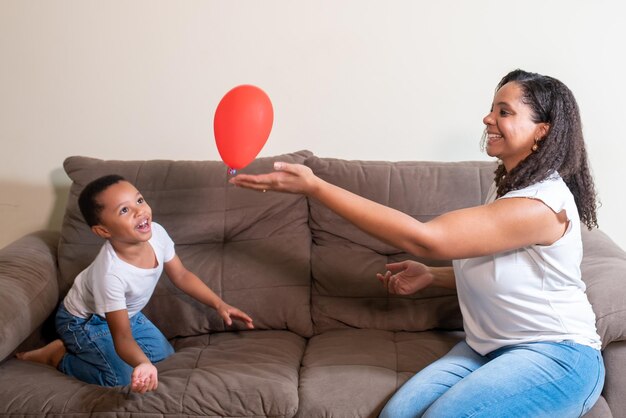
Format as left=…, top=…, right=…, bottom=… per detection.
left=379, top=340, right=604, bottom=418
left=55, top=303, right=174, bottom=387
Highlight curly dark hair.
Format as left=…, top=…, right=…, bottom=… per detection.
left=78, top=174, right=127, bottom=227
left=486, top=69, right=598, bottom=229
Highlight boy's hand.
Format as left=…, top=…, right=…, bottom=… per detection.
left=216, top=302, right=255, bottom=329
left=131, top=362, right=158, bottom=393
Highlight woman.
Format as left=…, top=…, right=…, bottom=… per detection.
left=230, top=69, right=604, bottom=417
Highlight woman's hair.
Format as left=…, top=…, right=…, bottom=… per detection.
left=78, top=174, right=127, bottom=227
left=487, top=69, right=598, bottom=229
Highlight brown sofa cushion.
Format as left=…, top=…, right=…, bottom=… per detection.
left=0, top=330, right=305, bottom=416
left=0, top=231, right=59, bottom=362
left=296, top=328, right=612, bottom=418
left=59, top=151, right=314, bottom=338
left=304, top=156, right=497, bottom=334
left=580, top=227, right=626, bottom=347
left=297, top=329, right=463, bottom=417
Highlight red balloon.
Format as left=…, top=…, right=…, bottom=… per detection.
left=213, top=85, right=274, bottom=170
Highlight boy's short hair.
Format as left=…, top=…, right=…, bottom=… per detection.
left=78, top=174, right=127, bottom=227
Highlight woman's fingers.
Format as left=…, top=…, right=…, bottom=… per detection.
left=229, top=174, right=271, bottom=189
left=385, top=261, right=408, bottom=273
left=377, top=271, right=398, bottom=293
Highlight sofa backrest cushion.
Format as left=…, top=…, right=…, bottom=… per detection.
left=59, top=151, right=314, bottom=338
left=304, top=156, right=497, bottom=334
left=580, top=227, right=626, bottom=347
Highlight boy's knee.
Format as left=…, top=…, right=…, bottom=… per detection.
left=105, top=373, right=128, bottom=387
left=153, top=343, right=174, bottom=363
left=92, top=366, right=129, bottom=387
left=139, top=339, right=174, bottom=363
left=164, top=341, right=175, bottom=357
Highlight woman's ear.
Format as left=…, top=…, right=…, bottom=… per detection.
left=91, top=224, right=111, bottom=239
left=537, top=122, right=550, bottom=141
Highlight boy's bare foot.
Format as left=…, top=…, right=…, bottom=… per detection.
left=15, top=339, right=66, bottom=368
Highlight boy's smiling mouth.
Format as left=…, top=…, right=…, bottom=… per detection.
left=136, top=218, right=151, bottom=232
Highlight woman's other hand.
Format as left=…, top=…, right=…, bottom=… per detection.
left=376, top=260, right=435, bottom=295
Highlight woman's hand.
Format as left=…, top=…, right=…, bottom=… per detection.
left=131, top=362, right=158, bottom=393
left=376, top=260, right=435, bottom=295
left=215, top=302, right=255, bottom=329
left=229, top=162, right=319, bottom=195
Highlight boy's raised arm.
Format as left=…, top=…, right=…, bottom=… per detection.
left=164, top=255, right=254, bottom=329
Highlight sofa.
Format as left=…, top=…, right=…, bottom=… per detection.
left=1, top=150, right=625, bottom=417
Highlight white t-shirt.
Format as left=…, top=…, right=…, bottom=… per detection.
left=63, top=222, right=175, bottom=318
left=452, top=173, right=601, bottom=355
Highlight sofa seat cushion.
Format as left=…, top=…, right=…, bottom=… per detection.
left=0, top=330, right=305, bottom=417
left=296, top=329, right=463, bottom=417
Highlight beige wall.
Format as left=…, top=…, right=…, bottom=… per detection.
left=1, top=1, right=624, bottom=250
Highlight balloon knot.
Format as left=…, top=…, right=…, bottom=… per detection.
left=228, top=168, right=237, bottom=175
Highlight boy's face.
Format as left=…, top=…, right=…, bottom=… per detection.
left=92, top=181, right=153, bottom=244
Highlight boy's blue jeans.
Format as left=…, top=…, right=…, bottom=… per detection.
left=55, top=303, right=175, bottom=387
left=379, top=340, right=604, bottom=418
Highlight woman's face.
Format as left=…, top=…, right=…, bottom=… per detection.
left=483, top=81, right=549, bottom=171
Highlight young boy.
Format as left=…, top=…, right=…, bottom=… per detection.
left=17, top=174, right=254, bottom=394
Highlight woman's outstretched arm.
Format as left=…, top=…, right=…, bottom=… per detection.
left=230, top=162, right=567, bottom=260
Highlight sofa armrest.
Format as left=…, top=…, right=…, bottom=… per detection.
left=581, top=227, right=626, bottom=348
left=601, top=340, right=626, bottom=418
left=0, top=231, right=60, bottom=362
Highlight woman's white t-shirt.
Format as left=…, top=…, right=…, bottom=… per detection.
left=63, top=222, right=175, bottom=318
left=452, top=173, right=601, bottom=355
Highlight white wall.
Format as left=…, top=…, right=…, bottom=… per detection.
left=1, top=0, right=624, bottom=249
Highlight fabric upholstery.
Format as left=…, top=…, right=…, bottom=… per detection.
left=0, top=152, right=622, bottom=418
left=59, top=150, right=314, bottom=338
left=297, top=329, right=463, bottom=417
left=0, top=330, right=305, bottom=417
left=0, top=231, right=59, bottom=362
left=581, top=227, right=626, bottom=347
left=584, top=397, right=614, bottom=418
left=305, top=156, right=496, bottom=334
left=602, top=340, right=626, bottom=417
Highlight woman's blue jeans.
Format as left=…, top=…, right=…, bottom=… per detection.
left=379, top=340, right=604, bottom=418
left=55, top=303, right=174, bottom=387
